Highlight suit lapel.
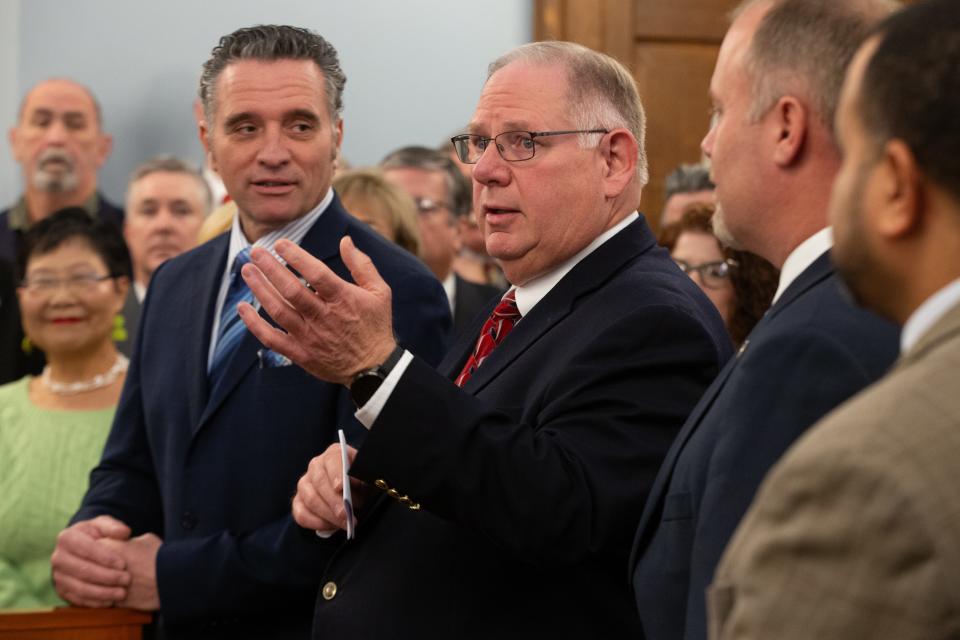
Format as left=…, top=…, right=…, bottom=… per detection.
left=460, top=217, right=656, bottom=395
left=763, top=251, right=834, bottom=323
left=196, top=199, right=351, bottom=431
left=182, top=237, right=230, bottom=431
left=633, top=250, right=837, bottom=546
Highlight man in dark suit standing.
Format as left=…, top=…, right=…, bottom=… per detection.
left=629, top=1, right=900, bottom=638
left=1, top=78, right=122, bottom=265
left=240, top=41, right=732, bottom=637
left=381, top=145, right=503, bottom=335
left=49, top=25, right=451, bottom=639
left=117, top=155, right=212, bottom=357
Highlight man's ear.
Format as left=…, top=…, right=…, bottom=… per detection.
left=199, top=120, right=217, bottom=173
left=770, top=95, right=808, bottom=167
left=874, top=138, right=923, bottom=239
left=601, top=128, right=638, bottom=198
left=96, top=133, right=113, bottom=168
left=9, top=126, right=23, bottom=164
left=334, top=118, right=344, bottom=151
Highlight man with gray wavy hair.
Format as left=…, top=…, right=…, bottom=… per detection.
left=0, top=78, right=122, bottom=265
left=51, top=24, right=450, bottom=640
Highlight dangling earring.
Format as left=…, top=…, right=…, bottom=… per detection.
left=21, top=335, right=32, bottom=354
left=112, top=314, right=128, bottom=342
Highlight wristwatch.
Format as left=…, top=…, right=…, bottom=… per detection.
left=349, top=345, right=405, bottom=408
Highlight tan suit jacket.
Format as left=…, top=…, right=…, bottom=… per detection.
left=709, top=300, right=960, bottom=640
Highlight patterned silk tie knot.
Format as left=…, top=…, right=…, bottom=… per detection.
left=455, top=289, right=521, bottom=387
left=209, top=247, right=255, bottom=382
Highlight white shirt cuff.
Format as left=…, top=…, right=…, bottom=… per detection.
left=354, top=350, right=413, bottom=429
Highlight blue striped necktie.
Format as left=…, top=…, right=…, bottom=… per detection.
left=209, top=247, right=255, bottom=384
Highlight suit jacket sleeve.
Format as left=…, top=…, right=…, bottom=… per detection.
left=351, top=304, right=725, bottom=565
left=73, top=289, right=163, bottom=534
left=709, top=429, right=955, bottom=640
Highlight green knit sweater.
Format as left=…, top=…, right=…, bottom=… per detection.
left=0, top=376, right=116, bottom=609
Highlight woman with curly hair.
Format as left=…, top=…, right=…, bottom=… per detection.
left=659, top=203, right=778, bottom=346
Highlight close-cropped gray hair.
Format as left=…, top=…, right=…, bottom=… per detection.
left=380, top=146, right=473, bottom=220
left=664, top=163, right=715, bottom=200
left=19, top=78, right=104, bottom=128
left=486, top=41, right=649, bottom=186
left=734, top=0, right=898, bottom=131
left=198, top=25, right=346, bottom=126
left=127, top=154, right=213, bottom=214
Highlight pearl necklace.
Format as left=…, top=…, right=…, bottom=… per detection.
left=41, top=354, right=130, bottom=396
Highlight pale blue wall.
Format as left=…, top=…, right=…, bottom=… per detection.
left=3, top=0, right=532, bottom=206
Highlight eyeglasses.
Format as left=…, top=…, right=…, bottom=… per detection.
left=20, top=273, right=115, bottom=295
left=673, top=259, right=737, bottom=289
left=413, top=197, right=450, bottom=215
left=450, top=129, right=609, bottom=164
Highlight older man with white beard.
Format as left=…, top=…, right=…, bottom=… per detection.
left=1, top=78, right=122, bottom=264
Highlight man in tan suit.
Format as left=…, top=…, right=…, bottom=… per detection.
left=710, top=1, right=960, bottom=638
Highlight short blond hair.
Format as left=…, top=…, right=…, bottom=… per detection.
left=334, top=169, right=420, bottom=256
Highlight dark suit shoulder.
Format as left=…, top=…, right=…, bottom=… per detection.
left=96, top=193, right=125, bottom=227
left=751, top=271, right=899, bottom=376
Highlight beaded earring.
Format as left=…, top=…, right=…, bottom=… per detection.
left=112, top=314, right=128, bottom=342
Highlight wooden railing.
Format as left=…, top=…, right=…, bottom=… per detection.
left=0, top=607, right=151, bottom=639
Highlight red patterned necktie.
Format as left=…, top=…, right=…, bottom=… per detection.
left=455, top=289, right=521, bottom=387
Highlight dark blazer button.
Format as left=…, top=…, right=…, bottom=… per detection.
left=322, top=581, right=337, bottom=600
left=181, top=510, right=198, bottom=530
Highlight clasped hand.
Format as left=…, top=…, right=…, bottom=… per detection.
left=51, top=515, right=161, bottom=610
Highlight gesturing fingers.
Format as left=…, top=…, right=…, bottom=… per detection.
left=339, top=236, right=389, bottom=296
left=274, top=239, right=346, bottom=301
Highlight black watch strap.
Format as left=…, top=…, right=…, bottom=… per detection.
left=349, top=345, right=405, bottom=408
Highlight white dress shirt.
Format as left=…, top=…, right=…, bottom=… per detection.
left=133, top=281, right=147, bottom=304
left=355, top=212, right=640, bottom=428
left=442, top=271, right=456, bottom=314
left=771, top=227, right=834, bottom=304
left=901, top=277, right=960, bottom=354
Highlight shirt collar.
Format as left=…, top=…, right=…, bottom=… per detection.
left=513, top=212, right=638, bottom=317
left=772, top=227, right=833, bottom=304
left=442, top=271, right=456, bottom=313
left=901, top=277, right=960, bottom=354
left=225, top=187, right=334, bottom=270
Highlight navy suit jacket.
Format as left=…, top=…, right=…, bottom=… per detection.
left=629, top=251, right=900, bottom=640
left=452, top=274, right=503, bottom=336
left=74, top=197, right=451, bottom=639
left=310, top=216, right=733, bottom=639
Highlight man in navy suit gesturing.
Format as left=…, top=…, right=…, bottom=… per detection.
left=240, top=41, right=732, bottom=638
left=50, top=26, right=451, bottom=639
